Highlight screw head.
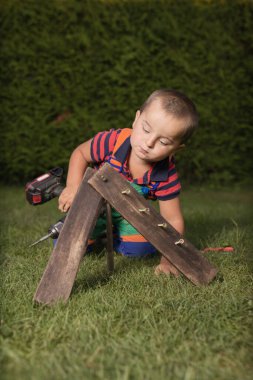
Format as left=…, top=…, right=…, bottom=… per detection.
left=175, top=239, right=185, bottom=246
left=138, top=208, right=150, bottom=213
left=157, top=223, right=167, bottom=228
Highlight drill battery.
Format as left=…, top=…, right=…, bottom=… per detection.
left=25, top=167, right=64, bottom=206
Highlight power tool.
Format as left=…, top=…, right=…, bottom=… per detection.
left=25, top=168, right=65, bottom=247
left=25, top=167, right=64, bottom=206
left=30, top=217, right=66, bottom=247
left=26, top=167, right=106, bottom=247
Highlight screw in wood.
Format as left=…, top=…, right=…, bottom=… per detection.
left=175, top=238, right=185, bottom=246
left=121, top=189, right=131, bottom=195
left=101, top=175, right=108, bottom=182
left=157, top=223, right=167, bottom=228
left=139, top=208, right=150, bottom=213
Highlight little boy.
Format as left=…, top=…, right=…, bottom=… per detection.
left=58, top=89, right=198, bottom=276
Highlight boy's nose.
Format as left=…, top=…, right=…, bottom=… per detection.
left=146, top=136, right=156, bottom=148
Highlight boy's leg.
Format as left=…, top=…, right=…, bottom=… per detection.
left=112, top=210, right=156, bottom=257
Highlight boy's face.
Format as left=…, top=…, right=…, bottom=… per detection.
left=130, top=99, right=186, bottom=163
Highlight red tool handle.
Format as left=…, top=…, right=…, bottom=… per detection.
left=203, top=246, right=234, bottom=253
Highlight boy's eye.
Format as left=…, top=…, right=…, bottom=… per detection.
left=160, top=140, right=169, bottom=146
left=142, top=125, right=150, bottom=133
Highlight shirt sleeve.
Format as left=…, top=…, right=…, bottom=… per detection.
left=155, top=161, right=181, bottom=201
left=90, top=129, right=120, bottom=163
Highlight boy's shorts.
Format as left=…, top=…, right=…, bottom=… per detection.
left=90, top=208, right=156, bottom=257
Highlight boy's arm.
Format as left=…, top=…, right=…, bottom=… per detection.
left=155, top=197, right=184, bottom=276
left=58, top=139, right=93, bottom=212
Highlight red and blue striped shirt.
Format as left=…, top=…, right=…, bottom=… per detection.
left=90, top=128, right=181, bottom=201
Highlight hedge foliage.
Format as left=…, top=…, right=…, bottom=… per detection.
left=0, top=0, right=252, bottom=185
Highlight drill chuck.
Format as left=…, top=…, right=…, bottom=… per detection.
left=48, top=219, right=65, bottom=238
left=29, top=217, right=65, bottom=247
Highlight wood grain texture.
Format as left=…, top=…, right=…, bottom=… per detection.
left=88, top=163, right=218, bottom=286
left=106, top=202, right=114, bottom=274
left=34, top=168, right=104, bottom=305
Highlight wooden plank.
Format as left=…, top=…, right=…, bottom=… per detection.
left=88, top=163, right=218, bottom=286
left=106, top=202, right=114, bottom=274
left=34, top=168, right=104, bottom=305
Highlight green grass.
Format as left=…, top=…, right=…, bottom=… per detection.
left=0, top=186, right=252, bottom=380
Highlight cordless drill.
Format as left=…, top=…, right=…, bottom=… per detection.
left=26, top=167, right=105, bottom=247
left=25, top=167, right=65, bottom=247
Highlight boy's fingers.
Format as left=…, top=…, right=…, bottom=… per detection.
left=64, top=202, right=70, bottom=212
left=58, top=200, right=65, bottom=212
left=154, top=264, right=170, bottom=275
left=58, top=192, right=72, bottom=211
left=154, top=263, right=180, bottom=277
left=58, top=198, right=68, bottom=212
left=169, top=266, right=180, bottom=277
left=154, top=265, right=163, bottom=275
left=59, top=202, right=70, bottom=213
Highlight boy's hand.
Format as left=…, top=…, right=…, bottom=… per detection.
left=154, top=257, right=180, bottom=277
left=58, top=186, right=78, bottom=212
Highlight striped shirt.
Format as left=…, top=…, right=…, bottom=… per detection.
left=90, top=128, right=181, bottom=201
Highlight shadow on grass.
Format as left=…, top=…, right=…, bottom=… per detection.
left=72, top=253, right=158, bottom=295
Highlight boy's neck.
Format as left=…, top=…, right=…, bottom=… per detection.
left=128, top=150, right=152, bottom=179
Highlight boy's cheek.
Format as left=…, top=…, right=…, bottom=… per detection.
left=131, top=133, right=140, bottom=146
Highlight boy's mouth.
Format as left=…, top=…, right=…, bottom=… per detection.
left=139, top=146, right=149, bottom=155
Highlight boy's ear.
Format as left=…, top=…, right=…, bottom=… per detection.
left=132, top=110, right=141, bottom=128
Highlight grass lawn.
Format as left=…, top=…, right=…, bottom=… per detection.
left=0, top=186, right=252, bottom=380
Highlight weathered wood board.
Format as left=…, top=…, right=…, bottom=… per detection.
left=88, top=163, right=218, bottom=286
left=106, top=203, right=114, bottom=274
left=34, top=168, right=104, bottom=305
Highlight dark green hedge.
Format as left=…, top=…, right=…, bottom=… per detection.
left=1, top=0, right=252, bottom=185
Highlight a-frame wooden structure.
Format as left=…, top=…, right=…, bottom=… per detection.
left=34, top=164, right=218, bottom=305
